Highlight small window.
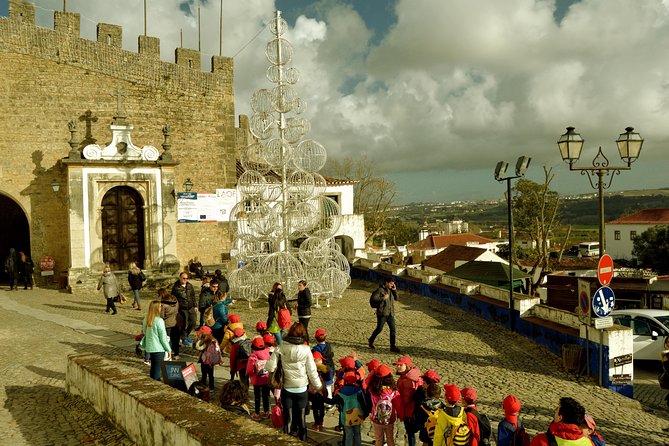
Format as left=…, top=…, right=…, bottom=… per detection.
left=630, top=230, right=637, bottom=240
left=107, top=34, right=112, bottom=45
left=326, top=194, right=340, bottom=205
left=614, top=230, right=621, bottom=240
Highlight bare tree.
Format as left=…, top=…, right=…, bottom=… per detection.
left=327, top=155, right=396, bottom=244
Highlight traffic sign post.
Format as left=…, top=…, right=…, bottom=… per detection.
left=598, top=254, right=614, bottom=286
left=592, top=285, right=616, bottom=387
left=577, top=279, right=591, bottom=376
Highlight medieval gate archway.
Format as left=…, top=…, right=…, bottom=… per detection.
left=0, top=194, right=30, bottom=283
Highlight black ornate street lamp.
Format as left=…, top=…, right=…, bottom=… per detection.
left=557, top=127, right=643, bottom=257
left=494, top=155, right=531, bottom=332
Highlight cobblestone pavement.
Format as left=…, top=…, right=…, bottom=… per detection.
left=2, top=279, right=669, bottom=445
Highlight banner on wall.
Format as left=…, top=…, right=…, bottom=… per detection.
left=177, top=189, right=238, bottom=223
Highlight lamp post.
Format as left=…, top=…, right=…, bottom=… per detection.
left=556, top=127, right=643, bottom=257
left=495, top=156, right=532, bottom=332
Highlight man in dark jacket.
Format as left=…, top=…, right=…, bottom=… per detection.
left=368, top=278, right=400, bottom=352
left=214, top=269, right=230, bottom=294
left=171, top=272, right=197, bottom=346
left=289, top=280, right=312, bottom=340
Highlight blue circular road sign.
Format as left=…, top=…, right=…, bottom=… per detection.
left=592, top=286, right=615, bottom=318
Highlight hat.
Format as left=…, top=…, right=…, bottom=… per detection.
left=343, top=371, right=358, bottom=384
left=196, top=326, right=212, bottom=335
left=375, top=364, right=393, bottom=377
left=315, top=329, right=327, bottom=338
left=252, top=337, right=265, bottom=349
left=312, top=351, right=324, bottom=361
left=393, top=355, right=413, bottom=367
left=444, top=384, right=461, bottom=404
left=461, top=387, right=478, bottom=404
left=339, top=356, right=356, bottom=370
left=255, top=321, right=267, bottom=331
left=583, top=414, right=596, bottom=431
left=503, top=394, right=521, bottom=424
left=422, top=369, right=441, bottom=384
left=263, top=333, right=275, bottom=345
left=228, top=314, right=241, bottom=323
left=366, top=359, right=381, bottom=371
left=233, top=327, right=245, bottom=337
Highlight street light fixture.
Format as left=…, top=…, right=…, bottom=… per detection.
left=556, top=126, right=643, bottom=256
left=494, top=155, right=531, bottom=332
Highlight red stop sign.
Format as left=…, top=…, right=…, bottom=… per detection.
left=598, top=254, right=613, bottom=286
left=39, top=256, right=55, bottom=271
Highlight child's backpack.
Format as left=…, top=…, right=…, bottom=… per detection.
left=236, top=338, right=252, bottom=362
left=464, top=407, right=492, bottom=446
left=202, top=341, right=222, bottom=366
left=441, top=407, right=471, bottom=446
left=500, top=419, right=531, bottom=446
left=339, top=390, right=366, bottom=426
left=373, top=392, right=395, bottom=425
left=255, top=358, right=268, bottom=377
left=421, top=405, right=443, bottom=440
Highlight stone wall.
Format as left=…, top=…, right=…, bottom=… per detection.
left=0, top=0, right=238, bottom=273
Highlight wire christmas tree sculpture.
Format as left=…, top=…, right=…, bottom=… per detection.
left=230, top=10, right=351, bottom=308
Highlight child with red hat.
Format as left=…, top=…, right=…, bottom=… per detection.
left=433, top=384, right=471, bottom=446
left=194, top=325, right=223, bottom=390
left=413, top=370, right=445, bottom=446
left=255, top=320, right=268, bottom=338
left=246, top=336, right=271, bottom=421
left=325, top=371, right=368, bottom=446
left=312, top=328, right=336, bottom=402
left=220, top=314, right=243, bottom=354
left=394, top=355, right=423, bottom=446
left=461, top=387, right=489, bottom=446
left=368, top=364, right=403, bottom=446
left=308, top=351, right=330, bottom=431
left=229, top=327, right=251, bottom=388
left=498, top=394, right=530, bottom=446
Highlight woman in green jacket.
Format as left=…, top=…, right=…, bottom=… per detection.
left=142, top=300, right=172, bottom=380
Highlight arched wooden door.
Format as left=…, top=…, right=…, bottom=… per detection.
left=101, top=186, right=145, bottom=270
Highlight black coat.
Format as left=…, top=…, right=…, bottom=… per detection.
left=296, top=288, right=312, bottom=317
left=128, top=271, right=145, bottom=290
left=371, top=285, right=398, bottom=317
left=171, top=280, right=197, bottom=310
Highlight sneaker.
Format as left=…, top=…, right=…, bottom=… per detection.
left=334, top=425, right=343, bottom=432
left=143, top=360, right=150, bottom=366
left=368, top=339, right=375, bottom=349
left=312, top=424, right=322, bottom=431
left=390, top=346, right=401, bottom=353
left=264, top=411, right=271, bottom=419
left=173, top=355, right=180, bottom=360
left=251, top=413, right=262, bottom=421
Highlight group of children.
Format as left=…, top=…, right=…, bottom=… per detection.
left=190, top=316, right=606, bottom=446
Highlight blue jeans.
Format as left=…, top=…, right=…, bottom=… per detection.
left=369, top=314, right=396, bottom=347
left=270, top=330, right=283, bottom=345
left=344, top=425, right=362, bottom=446
left=149, top=352, right=164, bottom=380
left=404, top=419, right=416, bottom=446
left=132, top=289, right=140, bottom=307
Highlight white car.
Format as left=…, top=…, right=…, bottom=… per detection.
left=611, top=309, right=669, bottom=361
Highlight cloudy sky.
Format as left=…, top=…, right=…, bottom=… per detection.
left=2, top=0, right=669, bottom=204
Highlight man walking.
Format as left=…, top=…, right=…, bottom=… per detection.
left=368, top=278, right=400, bottom=353
left=171, top=272, right=197, bottom=346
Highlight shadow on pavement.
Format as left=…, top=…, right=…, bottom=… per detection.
left=25, top=365, right=65, bottom=381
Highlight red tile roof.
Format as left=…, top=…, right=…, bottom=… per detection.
left=423, top=244, right=488, bottom=273
left=608, top=208, right=669, bottom=224
left=408, top=233, right=494, bottom=251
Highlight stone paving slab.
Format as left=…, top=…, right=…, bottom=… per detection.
left=3, top=282, right=669, bottom=445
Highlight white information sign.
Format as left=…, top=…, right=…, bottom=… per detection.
left=594, top=316, right=613, bottom=330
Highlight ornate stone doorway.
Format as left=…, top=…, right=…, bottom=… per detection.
left=101, top=186, right=145, bottom=270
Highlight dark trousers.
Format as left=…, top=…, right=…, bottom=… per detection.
left=201, top=363, right=214, bottom=389
left=369, top=314, right=396, bottom=347
left=22, top=273, right=33, bottom=289
left=149, top=352, right=164, bottom=380
left=169, top=326, right=181, bottom=355
left=212, top=325, right=225, bottom=345
left=309, top=392, right=325, bottom=426
left=299, top=317, right=310, bottom=341
left=253, top=384, right=270, bottom=414
left=179, top=307, right=198, bottom=339
left=405, top=419, right=417, bottom=446
left=105, top=297, right=117, bottom=314
left=8, top=272, right=17, bottom=289
left=282, top=389, right=308, bottom=441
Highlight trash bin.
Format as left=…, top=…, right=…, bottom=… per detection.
left=562, top=344, right=582, bottom=372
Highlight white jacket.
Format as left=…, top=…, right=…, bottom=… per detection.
left=266, top=337, right=321, bottom=390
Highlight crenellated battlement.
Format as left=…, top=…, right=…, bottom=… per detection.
left=2, top=0, right=233, bottom=95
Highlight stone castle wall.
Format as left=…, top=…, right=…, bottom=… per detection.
left=0, top=0, right=239, bottom=274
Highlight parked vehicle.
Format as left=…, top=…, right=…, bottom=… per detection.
left=611, top=309, right=669, bottom=360
left=579, top=242, right=600, bottom=257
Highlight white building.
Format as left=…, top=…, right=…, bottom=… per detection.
left=606, top=208, right=669, bottom=260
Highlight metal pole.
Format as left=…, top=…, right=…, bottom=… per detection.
left=597, top=169, right=605, bottom=386
left=198, top=7, right=201, bottom=51
left=144, top=0, right=147, bottom=36
left=507, top=177, right=515, bottom=331
left=219, top=0, right=223, bottom=56
left=63, top=0, right=66, bottom=13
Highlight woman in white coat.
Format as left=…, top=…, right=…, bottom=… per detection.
left=266, top=322, right=321, bottom=441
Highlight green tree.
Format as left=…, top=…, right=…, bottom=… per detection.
left=382, top=220, right=420, bottom=246
left=327, top=155, right=396, bottom=244
left=512, top=167, right=561, bottom=295
left=632, top=225, right=669, bottom=274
